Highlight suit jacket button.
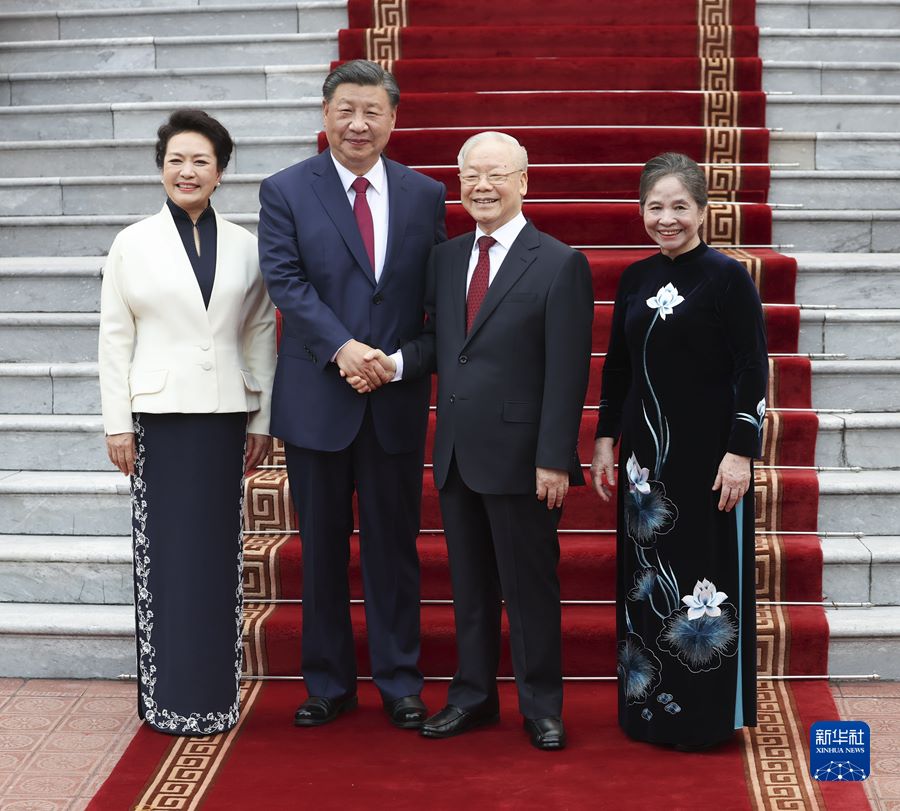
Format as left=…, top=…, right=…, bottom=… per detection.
left=201, top=361, right=213, bottom=371
left=458, top=355, right=468, bottom=364
left=373, top=293, right=383, bottom=305
left=449, top=394, right=456, bottom=403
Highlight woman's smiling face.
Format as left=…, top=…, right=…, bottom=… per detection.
left=641, top=174, right=706, bottom=259
left=161, top=130, right=221, bottom=220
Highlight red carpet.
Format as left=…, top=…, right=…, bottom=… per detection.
left=90, top=0, right=867, bottom=808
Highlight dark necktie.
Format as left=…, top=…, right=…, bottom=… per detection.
left=466, top=235, right=496, bottom=334
left=351, top=176, right=376, bottom=276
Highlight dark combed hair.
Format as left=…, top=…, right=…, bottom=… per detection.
left=322, top=59, right=400, bottom=108
left=155, top=108, right=234, bottom=170
left=639, top=152, right=709, bottom=209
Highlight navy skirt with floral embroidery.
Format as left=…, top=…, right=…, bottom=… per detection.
left=131, top=412, right=246, bottom=736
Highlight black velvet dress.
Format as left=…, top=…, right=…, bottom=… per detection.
left=597, top=242, right=768, bottom=745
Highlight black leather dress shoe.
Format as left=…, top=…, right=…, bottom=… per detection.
left=293, top=694, right=358, bottom=727
left=420, top=704, right=500, bottom=739
left=523, top=717, right=567, bottom=750
left=384, top=695, right=428, bottom=729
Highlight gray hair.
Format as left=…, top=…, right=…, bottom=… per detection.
left=322, top=59, right=400, bottom=108
left=457, top=131, right=529, bottom=172
left=639, top=152, right=709, bottom=209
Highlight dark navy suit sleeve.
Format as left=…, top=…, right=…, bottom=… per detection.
left=257, top=175, right=353, bottom=368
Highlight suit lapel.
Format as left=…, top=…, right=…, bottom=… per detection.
left=464, top=221, right=540, bottom=344
left=310, top=150, right=376, bottom=287
left=381, top=157, right=409, bottom=291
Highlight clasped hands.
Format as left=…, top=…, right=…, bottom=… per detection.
left=337, top=339, right=396, bottom=394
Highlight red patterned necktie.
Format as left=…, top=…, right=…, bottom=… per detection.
left=351, top=176, right=375, bottom=276
left=466, top=235, right=496, bottom=334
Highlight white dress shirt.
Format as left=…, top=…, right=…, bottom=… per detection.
left=330, top=153, right=389, bottom=281
left=393, top=212, right=528, bottom=380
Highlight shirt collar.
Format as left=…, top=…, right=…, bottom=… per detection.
left=474, top=211, right=527, bottom=251
left=331, top=152, right=386, bottom=196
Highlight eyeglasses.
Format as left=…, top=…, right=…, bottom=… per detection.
left=458, top=170, right=524, bottom=187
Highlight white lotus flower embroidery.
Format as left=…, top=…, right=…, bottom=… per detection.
left=682, top=578, right=728, bottom=620
left=757, top=398, right=766, bottom=419
left=646, top=283, right=684, bottom=320
left=626, top=453, right=651, bottom=494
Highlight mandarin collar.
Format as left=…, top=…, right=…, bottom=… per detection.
left=660, top=240, right=709, bottom=265
left=166, top=197, right=215, bottom=225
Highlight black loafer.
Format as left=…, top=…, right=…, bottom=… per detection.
left=524, top=717, right=566, bottom=750
left=293, top=694, right=358, bottom=727
left=420, top=703, right=500, bottom=739
left=384, top=695, right=428, bottom=729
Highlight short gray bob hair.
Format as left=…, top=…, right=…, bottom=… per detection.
left=639, top=152, right=709, bottom=209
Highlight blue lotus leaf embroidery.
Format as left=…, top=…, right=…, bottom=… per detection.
left=624, top=480, right=678, bottom=547
left=617, top=632, right=662, bottom=704
left=657, top=605, right=739, bottom=673
left=629, top=567, right=658, bottom=602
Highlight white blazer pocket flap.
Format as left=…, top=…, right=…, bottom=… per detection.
left=129, top=369, right=168, bottom=396
left=240, top=369, right=263, bottom=393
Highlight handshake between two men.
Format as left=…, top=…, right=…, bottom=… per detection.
left=335, top=338, right=396, bottom=394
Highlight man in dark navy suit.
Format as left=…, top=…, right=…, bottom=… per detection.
left=354, top=132, right=593, bottom=749
left=257, top=60, right=446, bottom=729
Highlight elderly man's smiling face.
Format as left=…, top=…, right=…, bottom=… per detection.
left=459, top=139, right=527, bottom=235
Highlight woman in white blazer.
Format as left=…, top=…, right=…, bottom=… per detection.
left=98, top=109, right=276, bottom=736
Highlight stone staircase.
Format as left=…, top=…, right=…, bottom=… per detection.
left=0, top=0, right=897, bottom=678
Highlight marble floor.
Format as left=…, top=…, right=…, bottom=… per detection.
left=0, top=678, right=895, bottom=810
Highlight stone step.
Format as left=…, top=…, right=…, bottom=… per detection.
left=0, top=2, right=345, bottom=42
left=4, top=94, right=899, bottom=143
left=0, top=136, right=316, bottom=178
left=822, top=536, right=900, bottom=606
left=0, top=534, right=131, bottom=604
left=767, top=95, right=900, bottom=134
left=772, top=131, right=900, bottom=171
left=818, top=469, right=900, bottom=535
left=0, top=602, right=134, bottom=678
left=794, top=252, right=900, bottom=307
left=0, top=415, right=107, bottom=471
left=771, top=171, right=900, bottom=210
left=760, top=29, right=900, bottom=62
left=0, top=32, right=338, bottom=73
left=0, top=98, right=328, bottom=142
left=0, top=0, right=293, bottom=9
left=0, top=467, right=895, bottom=536
left=758, top=0, right=900, bottom=30
left=0, top=362, right=98, bottom=416
left=1, top=64, right=328, bottom=107
left=0, top=313, right=98, bottom=363
left=826, top=605, right=900, bottom=679
left=817, top=413, right=900, bottom=469
left=5, top=169, right=898, bottom=217
left=0, top=602, right=897, bottom=679
left=798, top=309, right=900, bottom=360
left=764, top=61, right=900, bottom=95
left=812, top=360, right=900, bottom=411
left=0, top=257, right=102, bottom=312
left=773, top=209, right=900, bottom=253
